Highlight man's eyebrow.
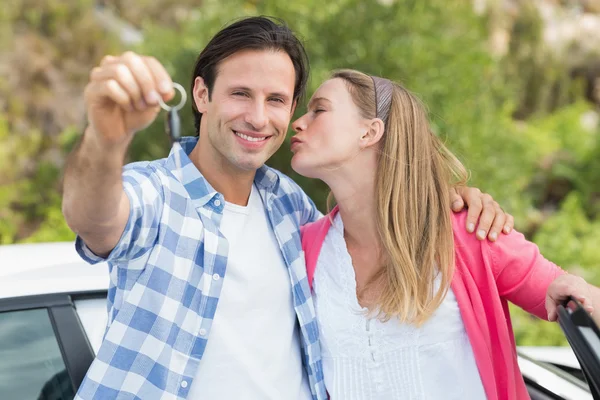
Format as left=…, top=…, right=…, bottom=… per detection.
left=269, top=92, right=292, bottom=101
left=228, top=86, right=292, bottom=101
left=307, top=96, right=332, bottom=109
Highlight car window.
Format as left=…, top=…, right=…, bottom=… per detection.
left=0, top=308, right=74, bottom=400
left=73, top=297, right=107, bottom=355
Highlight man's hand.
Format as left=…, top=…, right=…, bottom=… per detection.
left=450, top=186, right=514, bottom=242
left=84, top=51, right=174, bottom=150
left=63, top=52, right=175, bottom=257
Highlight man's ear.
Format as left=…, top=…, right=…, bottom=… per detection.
left=193, top=76, right=210, bottom=113
left=359, top=118, right=385, bottom=149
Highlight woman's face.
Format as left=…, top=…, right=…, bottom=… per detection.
left=290, top=78, right=370, bottom=179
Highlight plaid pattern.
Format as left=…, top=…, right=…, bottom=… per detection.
left=75, top=137, right=326, bottom=400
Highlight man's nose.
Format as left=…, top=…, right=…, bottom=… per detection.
left=245, top=101, right=269, bottom=131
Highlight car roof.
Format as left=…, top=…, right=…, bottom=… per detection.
left=518, top=345, right=581, bottom=370
left=0, top=242, right=109, bottom=299
left=517, top=350, right=592, bottom=399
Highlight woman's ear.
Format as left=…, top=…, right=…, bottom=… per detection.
left=193, top=76, right=210, bottom=113
left=359, top=118, right=385, bottom=149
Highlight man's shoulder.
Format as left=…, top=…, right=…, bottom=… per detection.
left=121, top=158, right=171, bottom=184
left=260, top=165, right=306, bottom=196
left=123, top=158, right=168, bottom=175
left=118, top=159, right=178, bottom=205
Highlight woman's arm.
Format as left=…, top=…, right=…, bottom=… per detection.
left=486, top=229, right=596, bottom=323
left=485, top=229, right=565, bottom=320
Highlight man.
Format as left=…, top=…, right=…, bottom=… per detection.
left=62, top=16, right=512, bottom=399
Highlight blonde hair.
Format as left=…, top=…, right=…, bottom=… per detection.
left=329, top=69, right=468, bottom=325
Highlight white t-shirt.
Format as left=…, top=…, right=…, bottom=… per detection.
left=188, top=185, right=312, bottom=400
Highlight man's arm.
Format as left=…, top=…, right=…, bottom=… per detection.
left=62, top=51, right=174, bottom=257
left=62, top=129, right=130, bottom=257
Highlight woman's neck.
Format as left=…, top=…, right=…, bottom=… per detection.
left=326, top=167, right=380, bottom=250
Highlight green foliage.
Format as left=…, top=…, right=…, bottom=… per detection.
left=2, top=0, right=599, bottom=346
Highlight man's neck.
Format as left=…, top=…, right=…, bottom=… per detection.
left=189, top=140, right=255, bottom=206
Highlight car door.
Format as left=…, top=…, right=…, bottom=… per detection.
left=0, top=293, right=97, bottom=399
left=558, top=298, right=600, bottom=399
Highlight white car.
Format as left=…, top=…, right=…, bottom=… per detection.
left=0, top=242, right=598, bottom=399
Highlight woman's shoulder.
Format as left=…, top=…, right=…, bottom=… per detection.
left=301, top=208, right=338, bottom=239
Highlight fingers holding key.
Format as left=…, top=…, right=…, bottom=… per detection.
left=84, top=52, right=177, bottom=145
left=143, top=55, right=175, bottom=101
left=120, top=51, right=162, bottom=108
left=90, top=64, right=144, bottom=112
left=89, top=52, right=173, bottom=112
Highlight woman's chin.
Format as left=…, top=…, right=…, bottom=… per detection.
left=291, top=155, right=320, bottom=179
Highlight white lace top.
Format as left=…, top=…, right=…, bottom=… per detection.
left=313, top=214, right=487, bottom=399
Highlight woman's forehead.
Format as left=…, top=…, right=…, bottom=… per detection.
left=311, top=78, right=350, bottom=103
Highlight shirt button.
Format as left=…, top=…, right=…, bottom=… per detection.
left=199, top=328, right=207, bottom=336
left=212, top=273, right=220, bottom=281
left=181, top=380, right=188, bottom=388
left=213, top=199, right=221, bottom=207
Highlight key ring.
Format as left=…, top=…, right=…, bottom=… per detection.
left=158, top=82, right=187, bottom=112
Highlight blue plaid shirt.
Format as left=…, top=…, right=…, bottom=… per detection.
left=75, top=137, right=327, bottom=399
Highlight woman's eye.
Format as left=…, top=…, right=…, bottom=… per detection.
left=314, top=109, right=325, bottom=114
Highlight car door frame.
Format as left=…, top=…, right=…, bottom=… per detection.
left=558, top=298, right=600, bottom=399
left=0, top=290, right=103, bottom=393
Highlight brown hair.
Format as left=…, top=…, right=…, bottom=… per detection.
left=330, top=69, right=468, bottom=325
left=190, top=16, right=309, bottom=134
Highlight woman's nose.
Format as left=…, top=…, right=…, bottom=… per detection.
left=292, top=115, right=306, bottom=133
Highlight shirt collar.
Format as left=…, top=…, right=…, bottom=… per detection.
left=164, top=136, right=281, bottom=209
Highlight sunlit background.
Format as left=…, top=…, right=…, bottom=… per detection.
left=2, top=0, right=600, bottom=345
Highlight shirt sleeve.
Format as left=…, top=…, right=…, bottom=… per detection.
left=484, top=229, right=566, bottom=320
left=75, top=162, right=165, bottom=265
left=299, top=189, right=323, bottom=225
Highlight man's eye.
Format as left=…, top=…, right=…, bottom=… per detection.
left=270, top=97, right=285, bottom=104
left=233, top=92, right=249, bottom=97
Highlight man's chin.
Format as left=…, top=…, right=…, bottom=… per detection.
left=231, top=156, right=268, bottom=172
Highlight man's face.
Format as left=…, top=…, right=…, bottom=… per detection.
left=193, top=49, right=296, bottom=172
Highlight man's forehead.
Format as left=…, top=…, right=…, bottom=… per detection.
left=214, top=50, right=295, bottom=94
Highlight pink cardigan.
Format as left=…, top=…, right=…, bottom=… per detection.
left=301, top=208, right=565, bottom=400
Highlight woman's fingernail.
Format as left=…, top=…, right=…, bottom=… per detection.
left=467, top=223, right=475, bottom=233
left=504, top=225, right=511, bottom=233
left=477, top=229, right=486, bottom=239
left=490, top=232, right=498, bottom=241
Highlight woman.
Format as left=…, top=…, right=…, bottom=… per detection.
left=291, top=70, right=596, bottom=399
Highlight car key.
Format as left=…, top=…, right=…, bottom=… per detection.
left=158, top=82, right=187, bottom=181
